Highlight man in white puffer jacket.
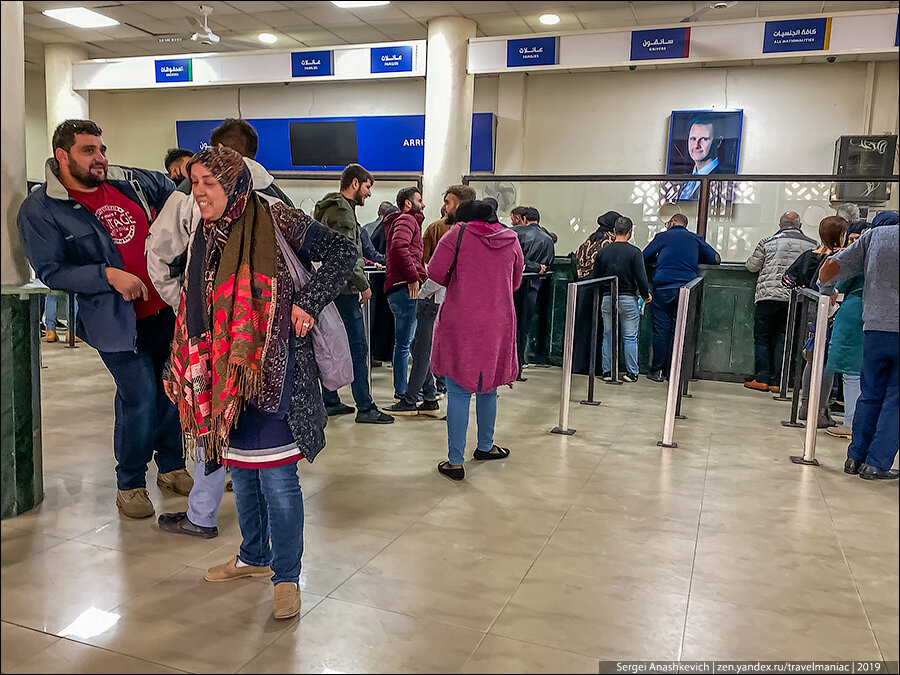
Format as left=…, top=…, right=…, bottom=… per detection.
left=744, top=211, right=817, bottom=392
left=146, top=132, right=291, bottom=539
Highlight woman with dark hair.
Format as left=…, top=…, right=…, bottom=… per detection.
left=165, top=147, right=356, bottom=619
left=574, top=210, right=622, bottom=279
left=783, top=215, right=849, bottom=428
left=427, top=199, right=524, bottom=481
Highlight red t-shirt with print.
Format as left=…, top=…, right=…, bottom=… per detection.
left=67, top=182, right=167, bottom=319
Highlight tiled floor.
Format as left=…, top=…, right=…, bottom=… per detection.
left=2, top=343, right=897, bottom=673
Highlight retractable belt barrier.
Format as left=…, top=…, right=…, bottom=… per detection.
left=772, top=287, right=800, bottom=402
left=362, top=268, right=385, bottom=393
left=658, top=276, right=703, bottom=448
left=551, top=275, right=619, bottom=436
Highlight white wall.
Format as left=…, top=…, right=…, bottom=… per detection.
left=25, top=65, right=48, bottom=182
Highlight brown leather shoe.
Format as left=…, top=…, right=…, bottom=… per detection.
left=116, top=488, right=155, bottom=519
left=157, top=468, right=194, bottom=496
left=45, top=329, right=59, bottom=343
left=205, top=556, right=271, bottom=582
left=743, top=380, right=770, bottom=391
left=273, top=582, right=301, bottom=619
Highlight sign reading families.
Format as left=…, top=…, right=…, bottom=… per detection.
left=155, top=59, right=192, bottom=83
left=506, top=37, right=558, bottom=67
left=763, top=18, right=832, bottom=53
left=291, top=51, right=332, bottom=77
left=370, top=46, right=414, bottom=74
left=630, top=27, right=691, bottom=61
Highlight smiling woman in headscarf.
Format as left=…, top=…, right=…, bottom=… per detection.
left=165, top=146, right=356, bottom=620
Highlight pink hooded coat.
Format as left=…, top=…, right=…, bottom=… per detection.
left=427, top=220, right=524, bottom=393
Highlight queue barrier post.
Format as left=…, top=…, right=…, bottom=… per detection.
left=773, top=287, right=799, bottom=402
left=606, top=277, right=622, bottom=386
left=66, top=291, right=77, bottom=349
left=782, top=290, right=814, bottom=429
left=790, top=292, right=830, bottom=467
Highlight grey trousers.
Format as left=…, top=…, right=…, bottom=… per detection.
left=401, top=297, right=439, bottom=405
left=186, top=460, right=226, bottom=528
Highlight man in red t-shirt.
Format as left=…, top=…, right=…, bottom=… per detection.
left=18, top=119, right=192, bottom=520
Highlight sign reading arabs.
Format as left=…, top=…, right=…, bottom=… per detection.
left=370, top=45, right=414, bottom=74
left=763, top=18, right=832, bottom=53
left=506, top=37, right=558, bottom=67
left=291, top=50, right=333, bottom=77
left=630, top=27, right=691, bottom=61
left=155, top=58, right=192, bottom=83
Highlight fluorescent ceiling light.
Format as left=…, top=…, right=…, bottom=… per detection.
left=539, top=13, right=560, bottom=25
left=42, top=7, right=119, bottom=28
left=258, top=32, right=278, bottom=44
left=331, top=1, right=391, bottom=8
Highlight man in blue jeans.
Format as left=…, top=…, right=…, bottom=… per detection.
left=382, top=187, right=427, bottom=401
left=314, top=164, right=393, bottom=424
left=590, top=216, right=652, bottom=382
left=643, top=213, right=720, bottom=381
left=819, top=211, right=899, bottom=480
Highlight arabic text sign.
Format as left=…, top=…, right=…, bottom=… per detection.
left=506, top=37, right=558, bottom=67
left=291, top=50, right=333, bottom=77
left=155, top=58, right=192, bottom=83
left=630, top=27, right=690, bottom=60
left=370, top=45, right=414, bottom=74
left=763, top=18, right=831, bottom=53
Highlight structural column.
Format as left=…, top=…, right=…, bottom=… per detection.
left=44, top=43, right=89, bottom=154
left=422, top=17, right=476, bottom=224
left=1, top=0, right=43, bottom=518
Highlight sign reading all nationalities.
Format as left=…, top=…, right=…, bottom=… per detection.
left=370, top=45, right=414, bottom=74
left=291, top=50, right=332, bottom=77
left=506, top=37, right=558, bottom=67
left=763, top=18, right=832, bottom=53
left=630, top=27, right=691, bottom=61
left=155, top=58, right=192, bottom=83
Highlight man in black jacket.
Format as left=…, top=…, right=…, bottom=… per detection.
left=511, top=206, right=555, bottom=380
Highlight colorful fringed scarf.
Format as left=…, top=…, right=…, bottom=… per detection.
left=167, top=147, right=287, bottom=461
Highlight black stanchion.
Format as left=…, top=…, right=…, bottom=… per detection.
left=66, top=291, right=77, bottom=348
left=782, top=292, right=808, bottom=428
left=773, top=288, right=798, bottom=401
left=580, top=286, right=602, bottom=406
left=607, top=277, right=622, bottom=386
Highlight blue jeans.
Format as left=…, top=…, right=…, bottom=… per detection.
left=322, top=293, right=375, bottom=413
left=601, top=294, right=641, bottom=375
left=187, top=461, right=226, bottom=528
left=650, top=286, right=681, bottom=373
left=401, top=297, right=439, bottom=405
left=45, top=293, right=77, bottom=329
left=386, top=289, right=418, bottom=399
left=445, top=376, right=497, bottom=466
left=842, top=374, right=860, bottom=430
left=97, top=308, right=184, bottom=490
left=231, top=461, right=304, bottom=586
left=848, top=331, right=899, bottom=471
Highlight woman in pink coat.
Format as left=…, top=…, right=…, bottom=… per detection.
left=427, top=200, right=524, bottom=480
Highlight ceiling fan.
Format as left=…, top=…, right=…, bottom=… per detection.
left=680, top=1, right=739, bottom=23
left=155, top=5, right=262, bottom=50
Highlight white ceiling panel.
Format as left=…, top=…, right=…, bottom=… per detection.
left=395, top=2, right=461, bottom=19
left=629, top=2, right=695, bottom=23
left=450, top=1, right=515, bottom=15
left=329, top=24, right=393, bottom=43
left=521, top=11, right=585, bottom=32
left=129, top=2, right=194, bottom=20
left=470, top=13, right=532, bottom=34
left=575, top=7, right=638, bottom=29
left=225, top=1, right=289, bottom=11
left=170, top=1, right=243, bottom=16
left=295, top=5, right=370, bottom=25
left=371, top=20, right=429, bottom=40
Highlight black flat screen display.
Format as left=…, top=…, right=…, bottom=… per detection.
left=289, top=121, right=358, bottom=167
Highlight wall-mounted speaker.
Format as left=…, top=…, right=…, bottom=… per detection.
left=832, top=135, right=897, bottom=203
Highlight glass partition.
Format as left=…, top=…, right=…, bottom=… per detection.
left=464, top=179, right=699, bottom=256
left=274, top=176, right=422, bottom=226
left=708, top=179, right=899, bottom=262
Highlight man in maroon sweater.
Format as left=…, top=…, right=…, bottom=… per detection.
left=382, top=187, right=427, bottom=401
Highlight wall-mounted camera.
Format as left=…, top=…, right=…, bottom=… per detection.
left=826, top=56, right=836, bottom=63
left=628, top=65, right=637, bottom=71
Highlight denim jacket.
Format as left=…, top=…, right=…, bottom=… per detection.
left=18, top=159, right=175, bottom=352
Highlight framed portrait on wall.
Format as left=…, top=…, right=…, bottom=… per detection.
left=666, top=109, right=743, bottom=203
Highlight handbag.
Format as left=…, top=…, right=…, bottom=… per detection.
left=273, top=223, right=353, bottom=391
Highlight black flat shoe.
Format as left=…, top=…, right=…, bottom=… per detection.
left=844, top=458, right=862, bottom=475
left=473, top=445, right=510, bottom=461
left=158, top=511, right=218, bottom=539
left=437, top=461, right=465, bottom=481
left=859, top=464, right=899, bottom=480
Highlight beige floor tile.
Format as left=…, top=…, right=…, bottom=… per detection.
left=490, top=565, right=688, bottom=660
left=237, top=598, right=483, bottom=673
left=1, top=527, right=68, bottom=566
left=0, top=622, right=60, bottom=670
left=460, top=634, right=600, bottom=674
left=0, top=540, right=185, bottom=634
left=3, top=636, right=186, bottom=674
left=682, top=597, right=883, bottom=661
left=868, top=613, right=900, bottom=662
left=295, top=523, right=394, bottom=596
left=418, top=490, right=569, bottom=539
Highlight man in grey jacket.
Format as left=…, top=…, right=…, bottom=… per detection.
left=744, top=211, right=817, bottom=392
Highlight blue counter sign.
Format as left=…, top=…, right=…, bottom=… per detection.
left=630, top=27, right=691, bottom=61
left=507, top=37, right=558, bottom=67
left=371, top=46, right=413, bottom=74
left=763, top=18, right=831, bottom=53
left=291, top=50, right=332, bottom=77
left=155, top=58, right=192, bottom=83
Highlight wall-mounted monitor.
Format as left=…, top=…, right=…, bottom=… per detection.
left=289, top=121, right=358, bottom=168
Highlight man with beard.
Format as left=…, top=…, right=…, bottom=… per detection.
left=382, top=187, right=428, bottom=403
left=314, top=164, right=394, bottom=424
left=18, top=119, right=191, bottom=519
left=677, top=114, right=724, bottom=202
left=388, top=185, right=474, bottom=415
